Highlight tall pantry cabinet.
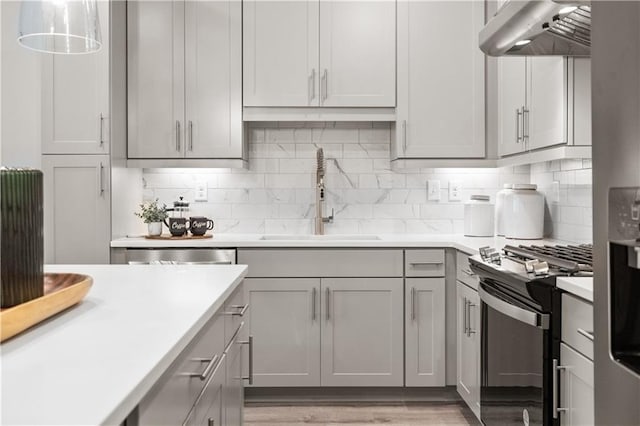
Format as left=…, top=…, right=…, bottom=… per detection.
left=41, top=0, right=111, bottom=264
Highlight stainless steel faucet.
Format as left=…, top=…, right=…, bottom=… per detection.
left=315, top=148, right=334, bottom=235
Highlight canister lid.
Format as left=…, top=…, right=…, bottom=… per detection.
left=470, top=195, right=490, bottom=201
left=512, top=183, right=538, bottom=190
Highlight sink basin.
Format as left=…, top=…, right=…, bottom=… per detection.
left=260, top=234, right=381, bottom=241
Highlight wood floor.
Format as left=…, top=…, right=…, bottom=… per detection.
left=244, top=402, right=479, bottom=425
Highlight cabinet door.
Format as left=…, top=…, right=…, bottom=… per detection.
left=498, top=57, right=527, bottom=156
left=560, top=343, right=594, bottom=426
left=405, top=278, right=446, bottom=387
left=185, top=0, right=242, bottom=159
left=321, top=278, right=403, bottom=386
left=225, top=338, right=244, bottom=426
left=243, top=278, right=321, bottom=386
left=456, top=281, right=480, bottom=419
left=319, top=0, right=396, bottom=107
left=396, top=0, right=484, bottom=158
left=527, top=57, right=568, bottom=150
left=243, top=0, right=319, bottom=107
left=42, top=155, right=110, bottom=264
left=128, top=0, right=185, bottom=158
left=41, top=0, right=109, bottom=155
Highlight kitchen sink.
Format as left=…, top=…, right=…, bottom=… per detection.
left=260, top=234, right=381, bottom=241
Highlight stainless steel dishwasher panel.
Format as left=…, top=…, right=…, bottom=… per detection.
left=125, top=249, right=236, bottom=265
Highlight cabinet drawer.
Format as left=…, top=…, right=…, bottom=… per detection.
left=238, top=249, right=403, bottom=278
left=562, top=293, right=594, bottom=360
left=223, top=282, right=246, bottom=347
left=138, top=312, right=225, bottom=425
left=405, top=249, right=445, bottom=277
left=456, top=251, right=479, bottom=290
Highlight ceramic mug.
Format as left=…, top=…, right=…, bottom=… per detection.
left=190, top=216, right=214, bottom=236
left=164, top=217, right=190, bottom=237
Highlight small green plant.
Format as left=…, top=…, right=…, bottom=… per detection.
left=134, top=199, right=168, bottom=223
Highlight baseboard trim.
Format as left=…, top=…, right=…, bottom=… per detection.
left=245, top=386, right=462, bottom=404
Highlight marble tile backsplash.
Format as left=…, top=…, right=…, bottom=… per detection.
left=141, top=122, right=532, bottom=235
left=530, top=159, right=593, bottom=244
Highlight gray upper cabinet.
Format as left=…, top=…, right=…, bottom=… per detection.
left=42, top=155, right=110, bottom=265
left=41, top=0, right=109, bottom=155
left=127, top=0, right=242, bottom=161
left=393, top=0, right=485, bottom=159
left=498, top=57, right=591, bottom=157
left=243, top=0, right=396, bottom=108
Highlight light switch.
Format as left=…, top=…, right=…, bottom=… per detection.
left=449, top=181, right=462, bottom=201
left=194, top=182, right=208, bottom=202
left=427, top=180, right=441, bottom=201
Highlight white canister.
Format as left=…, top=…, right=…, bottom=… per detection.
left=503, top=184, right=545, bottom=240
left=464, top=195, right=495, bottom=237
left=495, top=184, right=513, bottom=236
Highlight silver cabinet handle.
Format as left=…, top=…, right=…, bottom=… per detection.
left=98, top=162, right=105, bottom=195
left=192, top=353, right=221, bottom=381
left=467, top=300, right=477, bottom=336
left=553, top=358, right=568, bottom=419
left=239, top=335, right=254, bottom=385
left=223, top=304, right=249, bottom=316
left=308, top=69, right=316, bottom=103
left=312, top=287, right=317, bottom=321
left=181, top=352, right=226, bottom=426
left=462, top=297, right=468, bottom=335
left=402, top=120, right=407, bottom=153
left=188, top=120, right=193, bottom=152
left=176, top=120, right=181, bottom=152
left=99, top=113, right=104, bottom=146
left=410, top=287, right=416, bottom=321
left=516, top=108, right=523, bottom=143
left=409, top=262, right=444, bottom=266
left=523, top=107, right=530, bottom=145
left=577, top=328, right=594, bottom=341
left=321, top=69, right=328, bottom=102
left=326, top=287, right=330, bottom=321
left=208, top=418, right=215, bottom=426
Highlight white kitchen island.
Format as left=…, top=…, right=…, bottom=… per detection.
left=0, top=264, right=248, bottom=426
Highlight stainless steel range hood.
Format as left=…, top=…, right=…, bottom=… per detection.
left=479, top=0, right=590, bottom=56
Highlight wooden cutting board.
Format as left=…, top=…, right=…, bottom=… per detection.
left=0, top=273, right=93, bottom=343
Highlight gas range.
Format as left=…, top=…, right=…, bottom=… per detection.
left=469, top=243, right=593, bottom=310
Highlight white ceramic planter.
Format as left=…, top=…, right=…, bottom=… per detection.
left=147, top=222, right=163, bottom=236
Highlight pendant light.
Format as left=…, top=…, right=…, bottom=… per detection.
left=17, top=0, right=102, bottom=54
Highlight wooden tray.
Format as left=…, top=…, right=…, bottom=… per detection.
left=0, top=273, right=93, bottom=343
left=144, top=234, right=213, bottom=240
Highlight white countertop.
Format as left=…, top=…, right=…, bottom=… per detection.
left=111, top=233, right=567, bottom=255
left=557, top=277, right=594, bottom=302
left=0, top=264, right=248, bottom=426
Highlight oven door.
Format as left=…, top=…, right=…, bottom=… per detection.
left=479, top=280, right=554, bottom=426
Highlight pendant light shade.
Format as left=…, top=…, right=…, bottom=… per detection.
left=18, top=0, right=102, bottom=54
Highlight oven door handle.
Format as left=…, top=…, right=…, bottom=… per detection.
left=478, top=283, right=550, bottom=330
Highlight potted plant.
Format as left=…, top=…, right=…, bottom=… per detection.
left=135, top=199, right=168, bottom=236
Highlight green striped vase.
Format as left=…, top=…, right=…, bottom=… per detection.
left=1, top=168, right=44, bottom=308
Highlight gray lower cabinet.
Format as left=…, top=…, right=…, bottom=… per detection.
left=456, top=280, right=480, bottom=419
left=321, top=278, right=404, bottom=387
left=559, top=343, right=594, bottom=426
left=243, top=278, right=321, bottom=387
left=405, top=278, right=446, bottom=387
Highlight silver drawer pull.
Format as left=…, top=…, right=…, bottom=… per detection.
left=208, top=418, right=215, bottom=426
left=182, top=352, right=227, bottom=426
left=224, top=304, right=249, bottom=316
left=577, top=328, right=594, bottom=341
left=553, top=359, right=568, bottom=418
left=187, top=353, right=221, bottom=381
left=239, top=335, right=254, bottom=385
left=410, top=262, right=443, bottom=266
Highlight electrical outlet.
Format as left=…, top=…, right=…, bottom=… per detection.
left=194, top=182, right=208, bottom=202
left=551, top=181, right=560, bottom=203
left=449, top=181, right=462, bottom=201
left=427, top=180, right=441, bottom=201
